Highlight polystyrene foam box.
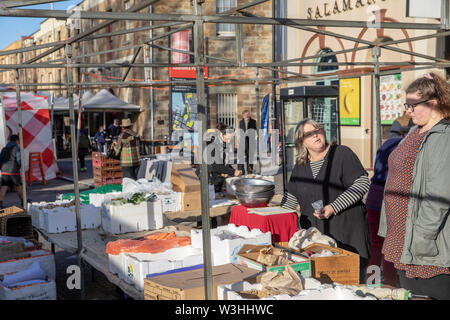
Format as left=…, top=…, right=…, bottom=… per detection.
left=157, top=192, right=182, bottom=213
left=29, top=205, right=44, bottom=229
left=0, top=250, right=56, bottom=281
left=108, top=253, right=126, bottom=279
left=101, top=199, right=163, bottom=234
left=123, top=246, right=203, bottom=291
left=0, top=279, right=57, bottom=300
left=190, top=224, right=272, bottom=266
left=40, top=204, right=101, bottom=233
left=89, top=192, right=132, bottom=207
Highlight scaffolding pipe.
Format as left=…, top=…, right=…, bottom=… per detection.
left=193, top=0, right=213, bottom=301
left=65, top=41, right=86, bottom=300
left=13, top=69, right=28, bottom=211
left=0, top=8, right=443, bottom=30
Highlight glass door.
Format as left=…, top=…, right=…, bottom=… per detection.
left=307, top=96, right=340, bottom=143
left=283, top=99, right=304, bottom=178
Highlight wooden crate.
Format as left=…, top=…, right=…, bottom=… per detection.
left=92, top=152, right=121, bottom=169
left=93, top=167, right=123, bottom=178
left=275, top=242, right=360, bottom=285
left=94, top=177, right=122, bottom=188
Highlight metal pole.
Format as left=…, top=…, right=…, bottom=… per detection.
left=372, top=46, right=382, bottom=162
left=14, top=69, right=27, bottom=211
left=280, top=98, right=287, bottom=193
left=65, top=41, right=86, bottom=300
left=193, top=0, right=213, bottom=301
left=255, top=68, right=261, bottom=174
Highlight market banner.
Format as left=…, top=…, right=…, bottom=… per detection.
left=339, top=77, right=360, bottom=126
left=169, top=29, right=208, bottom=79
left=261, top=94, right=270, bottom=145
left=1, top=92, right=60, bottom=182
left=380, top=73, right=402, bottom=125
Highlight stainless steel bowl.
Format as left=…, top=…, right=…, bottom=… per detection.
left=233, top=178, right=275, bottom=194
left=235, top=190, right=275, bottom=208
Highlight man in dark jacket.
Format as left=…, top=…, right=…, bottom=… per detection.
left=107, top=118, right=122, bottom=142
left=208, top=123, right=241, bottom=193
left=0, top=135, right=23, bottom=208
left=238, top=110, right=257, bottom=175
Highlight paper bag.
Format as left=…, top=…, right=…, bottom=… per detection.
left=260, top=264, right=304, bottom=296
left=256, top=247, right=292, bottom=266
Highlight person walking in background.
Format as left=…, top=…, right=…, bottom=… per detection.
left=238, top=110, right=257, bottom=175
left=113, top=118, right=140, bottom=180
left=78, top=126, right=91, bottom=172
left=94, top=125, right=107, bottom=153
left=365, top=122, right=412, bottom=286
left=379, top=73, right=450, bottom=300
left=280, top=118, right=371, bottom=283
left=0, top=135, right=23, bottom=208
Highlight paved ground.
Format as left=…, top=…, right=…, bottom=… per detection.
left=2, top=155, right=284, bottom=300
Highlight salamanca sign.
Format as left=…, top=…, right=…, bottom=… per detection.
left=306, top=0, right=387, bottom=19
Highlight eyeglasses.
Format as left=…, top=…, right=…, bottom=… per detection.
left=404, top=100, right=429, bottom=111
left=303, top=129, right=324, bottom=140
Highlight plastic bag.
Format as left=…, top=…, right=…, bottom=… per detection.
left=311, top=200, right=324, bottom=212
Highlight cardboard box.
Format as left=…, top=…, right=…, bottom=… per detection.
left=275, top=242, right=360, bottom=285
left=236, top=244, right=311, bottom=278
left=144, top=263, right=261, bottom=300
left=171, top=164, right=200, bottom=193
left=181, top=191, right=201, bottom=211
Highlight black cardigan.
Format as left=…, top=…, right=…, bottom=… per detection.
left=286, top=144, right=371, bottom=259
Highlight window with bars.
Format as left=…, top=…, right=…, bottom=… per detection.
left=217, top=93, right=237, bottom=129
left=216, top=0, right=236, bottom=35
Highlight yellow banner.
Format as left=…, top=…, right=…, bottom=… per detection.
left=339, top=78, right=360, bottom=126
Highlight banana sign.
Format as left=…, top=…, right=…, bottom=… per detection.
left=339, top=77, right=360, bottom=126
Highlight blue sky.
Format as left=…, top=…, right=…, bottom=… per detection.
left=0, top=0, right=80, bottom=50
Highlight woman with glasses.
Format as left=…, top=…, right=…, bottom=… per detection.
left=378, top=73, right=450, bottom=300
left=281, top=118, right=371, bottom=282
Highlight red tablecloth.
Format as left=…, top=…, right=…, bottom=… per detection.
left=229, top=205, right=298, bottom=243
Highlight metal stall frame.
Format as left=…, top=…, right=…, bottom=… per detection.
left=1, top=0, right=450, bottom=300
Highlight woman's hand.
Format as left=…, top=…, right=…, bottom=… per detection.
left=313, top=204, right=335, bottom=220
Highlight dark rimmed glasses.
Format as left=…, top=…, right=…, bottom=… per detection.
left=404, top=100, right=429, bottom=111
left=303, top=128, right=324, bottom=140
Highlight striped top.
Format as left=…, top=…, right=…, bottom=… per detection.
left=382, top=127, right=450, bottom=279
left=281, top=159, right=370, bottom=214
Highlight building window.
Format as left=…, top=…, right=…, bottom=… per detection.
left=217, top=93, right=237, bottom=129
left=216, top=0, right=236, bottom=36
left=315, top=48, right=338, bottom=73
